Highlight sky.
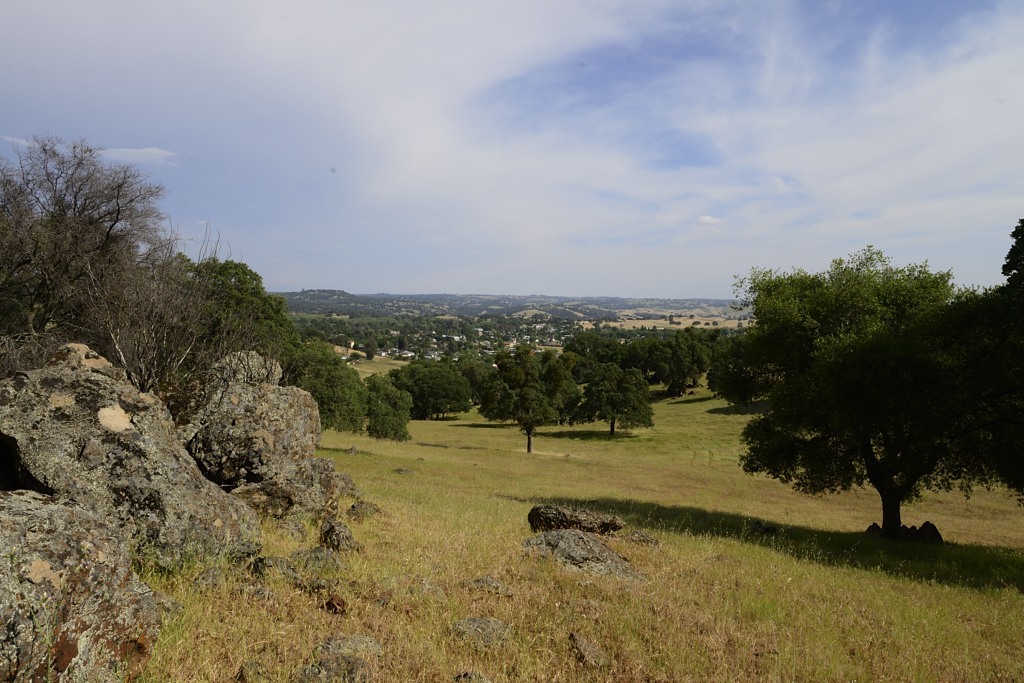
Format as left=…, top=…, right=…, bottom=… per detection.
left=3, top=0, right=1022, bottom=298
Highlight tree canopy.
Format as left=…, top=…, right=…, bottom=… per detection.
left=388, top=360, right=472, bottom=420
left=576, top=363, right=653, bottom=435
left=479, top=345, right=564, bottom=453
left=711, top=247, right=987, bottom=537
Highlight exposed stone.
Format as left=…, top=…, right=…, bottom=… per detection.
left=523, top=529, right=642, bottom=580
left=320, top=517, right=362, bottom=553
left=0, top=344, right=259, bottom=565
left=0, top=490, right=161, bottom=682
left=454, top=672, right=493, bottom=683
left=344, top=500, right=382, bottom=522
left=294, top=634, right=377, bottom=683
left=527, top=504, right=624, bottom=535
left=569, top=631, right=611, bottom=668
left=453, top=617, right=509, bottom=648
left=317, top=634, right=382, bottom=659
left=185, top=381, right=320, bottom=490
left=291, top=547, right=347, bottom=574
left=231, top=456, right=348, bottom=522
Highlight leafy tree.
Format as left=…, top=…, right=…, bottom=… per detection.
left=454, top=350, right=493, bottom=405
left=479, top=345, right=560, bottom=453
left=389, top=360, right=472, bottom=420
left=576, top=363, right=653, bottom=435
left=285, top=340, right=367, bottom=433
left=713, top=247, right=977, bottom=537
left=539, top=349, right=581, bottom=424
left=365, top=374, right=413, bottom=441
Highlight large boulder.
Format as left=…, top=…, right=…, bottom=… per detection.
left=523, top=529, right=642, bottom=580
left=185, top=366, right=347, bottom=521
left=184, top=381, right=321, bottom=489
left=0, top=344, right=260, bottom=565
left=0, top=490, right=161, bottom=682
left=527, top=504, right=624, bottom=535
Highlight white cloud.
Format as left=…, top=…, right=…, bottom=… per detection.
left=101, top=147, right=178, bottom=165
left=698, top=216, right=723, bottom=225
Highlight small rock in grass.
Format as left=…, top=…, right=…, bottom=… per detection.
left=453, top=617, right=509, bottom=648
left=320, top=517, right=363, bottom=552
left=569, top=631, right=611, bottom=668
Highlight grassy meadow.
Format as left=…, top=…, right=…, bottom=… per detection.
left=140, top=388, right=1024, bottom=682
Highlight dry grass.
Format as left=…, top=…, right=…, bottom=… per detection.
left=140, top=388, right=1024, bottom=681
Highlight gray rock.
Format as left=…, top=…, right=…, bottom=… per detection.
left=317, top=634, right=382, bottom=659
left=453, top=617, right=509, bottom=647
left=344, top=500, right=382, bottom=522
left=528, top=504, right=624, bottom=534
left=0, top=490, right=161, bottom=682
left=320, top=517, right=362, bottom=553
left=291, top=547, right=347, bottom=574
left=523, top=529, right=642, bottom=580
left=295, top=634, right=376, bottom=683
left=569, top=631, right=611, bottom=668
left=454, top=672, right=493, bottom=683
left=0, top=344, right=259, bottom=565
left=230, top=457, right=349, bottom=522
left=185, top=381, right=321, bottom=490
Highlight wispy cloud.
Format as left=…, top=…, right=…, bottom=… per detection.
left=101, top=147, right=178, bottom=165
left=2, top=1, right=1021, bottom=296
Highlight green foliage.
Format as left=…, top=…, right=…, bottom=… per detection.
left=453, top=350, right=493, bottom=405
left=191, top=258, right=300, bottom=359
left=389, top=360, right=472, bottom=420
left=539, top=349, right=581, bottom=423
left=365, top=374, right=412, bottom=441
left=714, top=247, right=969, bottom=535
left=285, top=340, right=367, bottom=433
left=576, top=363, right=654, bottom=435
left=479, top=345, right=564, bottom=452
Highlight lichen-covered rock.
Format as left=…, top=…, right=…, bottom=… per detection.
left=527, top=504, right=624, bottom=535
left=523, top=529, right=642, bottom=580
left=185, top=382, right=321, bottom=489
left=0, top=344, right=260, bottom=565
left=185, top=370, right=348, bottom=522
left=0, top=490, right=161, bottom=682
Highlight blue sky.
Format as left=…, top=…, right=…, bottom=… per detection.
left=3, top=0, right=1022, bottom=298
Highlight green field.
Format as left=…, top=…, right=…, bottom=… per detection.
left=142, top=389, right=1024, bottom=681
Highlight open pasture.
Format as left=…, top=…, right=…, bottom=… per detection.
left=142, top=389, right=1024, bottom=681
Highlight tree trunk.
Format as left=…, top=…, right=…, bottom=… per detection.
left=526, top=428, right=534, bottom=454
left=609, top=418, right=616, bottom=436
left=879, top=488, right=903, bottom=538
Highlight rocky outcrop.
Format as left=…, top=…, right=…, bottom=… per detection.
left=184, top=365, right=346, bottom=521
left=0, top=490, right=161, bottom=682
left=523, top=529, right=642, bottom=580
left=185, top=381, right=321, bottom=489
left=0, top=344, right=260, bottom=565
left=527, top=504, right=624, bottom=535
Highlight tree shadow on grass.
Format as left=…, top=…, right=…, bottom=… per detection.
left=667, top=394, right=717, bottom=406
left=541, top=429, right=638, bottom=442
left=528, top=495, right=1024, bottom=593
left=449, top=423, right=514, bottom=429
left=706, top=399, right=770, bottom=416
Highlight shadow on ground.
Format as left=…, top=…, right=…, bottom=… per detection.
left=525, top=495, right=1024, bottom=593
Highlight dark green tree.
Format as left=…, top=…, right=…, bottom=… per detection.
left=389, top=360, right=472, bottom=420
left=540, top=349, right=581, bottom=424
left=454, top=349, right=493, bottom=405
left=365, top=374, right=413, bottom=441
left=576, top=363, right=653, bottom=435
left=285, top=340, right=367, bottom=433
left=712, top=247, right=977, bottom=537
left=479, top=345, right=560, bottom=453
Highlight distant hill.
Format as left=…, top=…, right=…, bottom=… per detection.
left=276, top=289, right=739, bottom=320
